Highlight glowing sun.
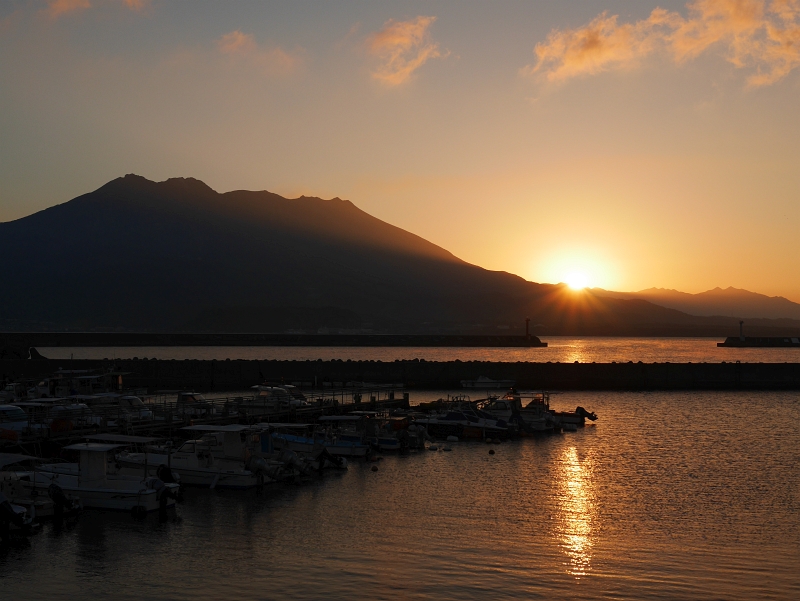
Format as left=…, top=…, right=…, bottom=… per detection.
left=565, top=272, right=589, bottom=290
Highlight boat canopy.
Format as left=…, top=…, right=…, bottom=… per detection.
left=0, top=453, right=38, bottom=469
left=14, top=399, right=72, bottom=406
left=84, top=433, right=159, bottom=444
left=319, top=415, right=364, bottom=422
left=63, top=443, right=123, bottom=452
left=181, top=424, right=253, bottom=432
left=255, top=423, right=311, bottom=429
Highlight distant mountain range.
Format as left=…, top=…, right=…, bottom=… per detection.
left=1, top=174, right=798, bottom=336
left=591, top=287, right=800, bottom=320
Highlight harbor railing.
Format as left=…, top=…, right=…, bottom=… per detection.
left=0, top=383, right=409, bottom=447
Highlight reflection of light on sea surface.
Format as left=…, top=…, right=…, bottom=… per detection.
left=564, top=339, right=589, bottom=363
left=557, top=446, right=594, bottom=578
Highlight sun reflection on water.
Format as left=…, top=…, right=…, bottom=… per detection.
left=564, top=339, right=590, bottom=363
left=556, top=446, right=595, bottom=578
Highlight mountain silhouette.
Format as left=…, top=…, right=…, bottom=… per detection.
left=1, top=175, right=798, bottom=335
left=591, top=286, right=800, bottom=320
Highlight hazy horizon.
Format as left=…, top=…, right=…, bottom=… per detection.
left=2, top=0, right=799, bottom=300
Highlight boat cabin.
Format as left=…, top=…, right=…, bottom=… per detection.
left=181, top=424, right=257, bottom=460
left=63, top=443, right=122, bottom=485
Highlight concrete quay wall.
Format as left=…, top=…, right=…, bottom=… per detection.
left=3, top=359, right=800, bottom=391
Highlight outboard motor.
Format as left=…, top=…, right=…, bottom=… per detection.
left=510, top=410, right=534, bottom=434
left=246, top=455, right=269, bottom=475
left=144, top=477, right=179, bottom=520
left=157, top=464, right=179, bottom=484
left=1, top=491, right=26, bottom=542
left=245, top=455, right=272, bottom=489
left=156, top=465, right=182, bottom=501
left=48, top=483, right=76, bottom=526
left=47, top=483, right=74, bottom=510
left=312, top=447, right=345, bottom=471
left=575, top=406, right=598, bottom=421
left=278, top=449, right=316, bottom=478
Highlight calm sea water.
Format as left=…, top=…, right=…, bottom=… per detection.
left=2, top=391, right=798, bottom=600
left=40, top=337, right=800, bottom=362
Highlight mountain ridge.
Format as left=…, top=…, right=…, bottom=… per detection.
left=2, top=174, right=799, bottom=336
left=591, top=286, right=800, bottom=320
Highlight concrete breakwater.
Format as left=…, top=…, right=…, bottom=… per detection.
left=3, top=358, right=800, bottom=391
left=1, top=333, right=547, bottom=349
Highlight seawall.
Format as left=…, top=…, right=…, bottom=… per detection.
left=1, top=333, right=546, bottom=348
left=3, top=359, right=800, bottom=391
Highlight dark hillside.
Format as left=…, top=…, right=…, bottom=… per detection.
left=2, top=175, right=795, bottom=335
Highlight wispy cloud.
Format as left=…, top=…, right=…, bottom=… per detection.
left=42, top=0, right=149, bottom=19
left=216, top=30, right=302, bottom=75
left=367, top=16, right=446, bottom=86
left=122, top=0, right=149, bottom=10
left=1, top=9, right=24, bottom=34
left=43, top=0, right=91, bottom=19
left=526, top=0, right=800, bottom=87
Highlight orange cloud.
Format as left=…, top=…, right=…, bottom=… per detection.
left=527, top=0, right=800, bottom=87
left=217, top=30, right=258, bottom=55
left=367, top=16, right=446, bottom=86
left=122, top=0, right=149, bottom=9
left=1, top=9, right=23, bottom=34
left=216, top=30, right=301, bottom=75
left=43, top=0, right=91, bottom=19
left=42, top=0, right=149, bottom=19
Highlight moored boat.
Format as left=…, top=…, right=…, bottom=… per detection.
left=460, top=376, right=516, bottom=389
left=480, top=391, right=554, bottom=433
left=117, top=425, right=278, bottom=489
left=24, top=443, right=179, bottom=513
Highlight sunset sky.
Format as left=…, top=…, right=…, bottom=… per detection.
left=2, top=0, right=799, bottom=300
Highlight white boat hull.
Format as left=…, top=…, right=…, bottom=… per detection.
left=271, top=433, right=369, bottom=458
left=22, top=471, right=176, bottom=512
left=117, top=453, right=261, bottom=490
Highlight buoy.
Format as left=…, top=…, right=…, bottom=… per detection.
left=485, top=438, right=493, bottom=444
left=446, top=435, right=459, bottom=442
left=488, top=449, right=495, bottom=455
left=443, top=446, right=452, bottom=452
left=428, top=445, right=438, bottom=451
left=371, top=465, right=378, bottom=472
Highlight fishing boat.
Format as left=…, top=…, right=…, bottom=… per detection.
left=551, top=406, right=598, bottom=427
left=414, top=407, right=511, bottom=440
left=0, top=490, right=39, bottom=538
left=116, top=425, right=277, bottom=489
left=24, top=443, right=179, bottom=513
left=479, top=391, right=554, bottom=433
left=1, top=453, right=82, bottom=520
left=238, top=385, right=309, bottom=418
left=318, top=415, right=381, bottom=455
left=270, top=417, right=370, bottom=458
left=346, top=411, right=406, bottom=452
left=460, top=376, right=516, bottom=389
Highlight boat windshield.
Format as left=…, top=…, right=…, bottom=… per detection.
left=0, top=407, right=27, bottom=422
